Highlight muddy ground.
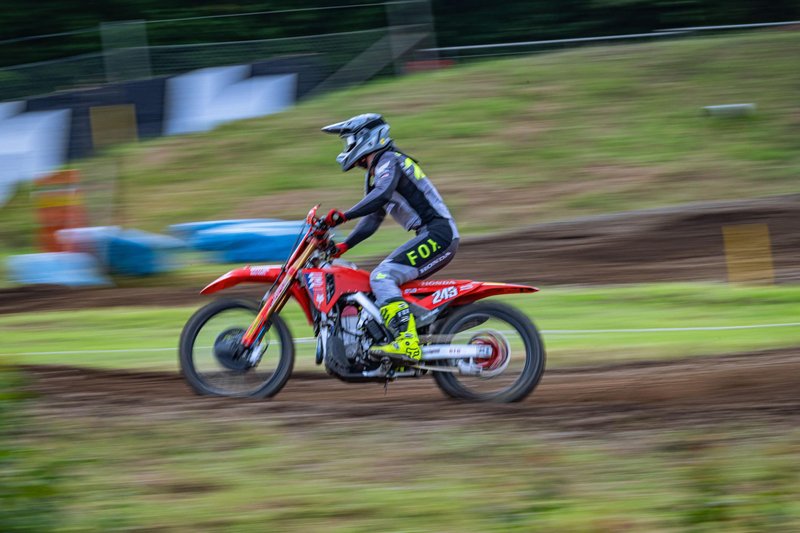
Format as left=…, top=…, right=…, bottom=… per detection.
left=3, top=194, right=798, bottom=315
left=21, top=348, right=800, bottom=433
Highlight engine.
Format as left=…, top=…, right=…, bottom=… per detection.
left=339, top=305, right=361, bottom=360
left=323, top=300, right=394, bottom=381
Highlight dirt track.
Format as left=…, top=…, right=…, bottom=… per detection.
left=22, top=348, right=800, bottom=433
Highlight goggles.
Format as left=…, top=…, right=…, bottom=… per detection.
left=342, top=134, right=356, bottom=152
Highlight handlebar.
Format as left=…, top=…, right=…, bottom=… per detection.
left=305, top=207, right=339, bottom=261
left=304, top=205, right=349, bottom=264
left=311, top=218, right=331, bottom=237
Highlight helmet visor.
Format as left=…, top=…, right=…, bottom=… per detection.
left=342, top=134, right=356, bottom=152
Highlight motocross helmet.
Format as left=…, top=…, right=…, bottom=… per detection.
left=321, top=113, right=392, bottom=171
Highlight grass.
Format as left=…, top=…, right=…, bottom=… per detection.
left=2, top=30, right=800, bottom=255
left=2, top=283, right=799, bottom=371
left=18, top=412, right=800, bottom=531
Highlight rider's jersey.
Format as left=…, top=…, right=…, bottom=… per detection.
left=343, top=150, right=459, bottom=249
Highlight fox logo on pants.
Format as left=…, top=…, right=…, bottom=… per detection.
left=406, top=239, right=441, bottom=266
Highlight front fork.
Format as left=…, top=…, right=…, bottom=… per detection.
left=239, top=285, right=295, bottom=367
left=241, top=242, right=316, bottom=350
left=242, top=282, right=291, bottom=348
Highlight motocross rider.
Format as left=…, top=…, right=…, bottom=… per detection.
left=321, top=113, right=459, bottom=361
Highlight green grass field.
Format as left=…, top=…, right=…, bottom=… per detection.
left=20, top=416, right=800, bottom=531
left=2, top=283, right=799, bottom=370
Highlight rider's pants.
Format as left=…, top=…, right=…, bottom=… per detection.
left=370, top=218, right=458, bottom=306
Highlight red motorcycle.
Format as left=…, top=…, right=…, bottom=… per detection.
left=179, top=206, right=545, bottom=402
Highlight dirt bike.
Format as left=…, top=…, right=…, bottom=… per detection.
left=179, top=205, right=545, bottom=402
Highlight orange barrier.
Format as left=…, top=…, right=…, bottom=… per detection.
left=33, top=169, right=87, bottom=252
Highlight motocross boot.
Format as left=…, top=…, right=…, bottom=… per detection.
left=371, top=300, right=421, bottom=363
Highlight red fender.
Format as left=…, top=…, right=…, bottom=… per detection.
left=200, top=265, right=315, bottom=325
left=450, top=282, right=538, bottom=306
left=402, top=280, right=538, bottom=310
left=200, top=265, right=284, bottom=294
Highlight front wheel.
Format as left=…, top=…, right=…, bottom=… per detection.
left=179, top=298, right=294, bottom=398
left=432, top=301, right=545, bottom=402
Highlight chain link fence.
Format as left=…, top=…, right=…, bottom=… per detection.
left=0, top=1, right=435, bottom=102
left=150, top=28, right=389, bottom=80
left=0, top=53, right=107, bottom=102
left=0, top=30, right=395, bottom=102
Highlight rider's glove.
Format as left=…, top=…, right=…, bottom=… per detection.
left=324, top=209, right=347, bottom=227
left=331, top=242, right=349, bottom=258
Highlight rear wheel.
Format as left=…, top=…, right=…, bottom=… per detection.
left=179, top=299, right=294, bottom=398
left=432, top=301, right=545, bottom=402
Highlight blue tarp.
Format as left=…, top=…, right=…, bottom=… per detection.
left=56, top=226, right=185, bottom=276
left=187, top=221, right=307, bottom=262
left=168, top=219, right=280, bottom=240
left=106, top=229, right=185, bottom=276
left=6, top=252, right=111, bottom=287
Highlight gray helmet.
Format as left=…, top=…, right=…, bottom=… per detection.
left=321, top=113, right=392, bottom=171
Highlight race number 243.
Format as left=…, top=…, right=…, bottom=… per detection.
left=432, top=286, right=457, bottom=304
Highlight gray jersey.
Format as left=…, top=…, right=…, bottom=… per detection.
left=343, top=150, right=458, bottom=249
